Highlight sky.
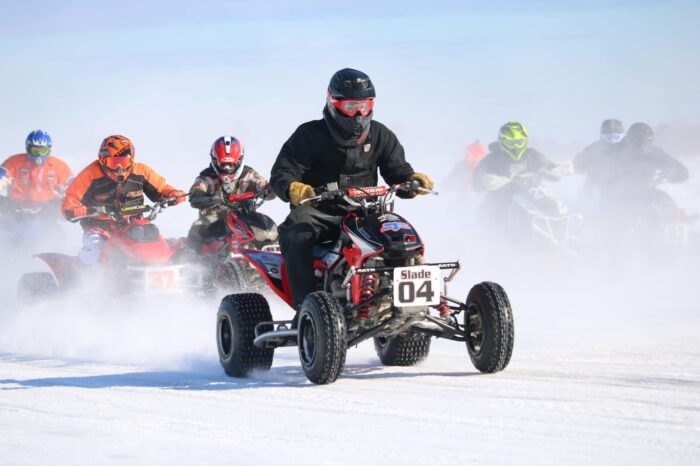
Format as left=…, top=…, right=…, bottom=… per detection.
left=0, top=0, right=698, bottom=187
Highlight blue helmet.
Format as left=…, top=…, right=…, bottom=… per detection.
left=25, top=130, right=52, bottom=165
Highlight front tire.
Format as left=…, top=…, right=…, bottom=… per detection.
left=298, top=291, right=347, bottom=385
left=465, top=282, right=514, bottom=373
left=217, top=293, right=274, bottom=377
left=17, top=272, right=58, bottom=307
left=374, top=331, right=431, bottom=366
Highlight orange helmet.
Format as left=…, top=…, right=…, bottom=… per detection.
left=98, top=135, right=134, bottom=181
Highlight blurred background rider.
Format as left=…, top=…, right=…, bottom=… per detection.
left=0, top=130, right=73, bottom=210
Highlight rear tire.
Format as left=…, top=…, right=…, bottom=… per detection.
left=465, top=282, right=514, bottom=373
left=217, top=293, right=274, bottom=377
left=216, top=260, right=246, bottom=292
left=374, top=331, right=431, bottom=366
left=298, top=291, right=347, bottom=385
left=17, top=272, right=58, bottom=306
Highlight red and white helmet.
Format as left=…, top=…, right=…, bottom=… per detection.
left=210, top=136, right=244, bottom=177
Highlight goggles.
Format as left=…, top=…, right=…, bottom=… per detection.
left=328, top=94, right=375, bottom=117
left=501, top=138, right=527, bottom=149
left=102, top=156, right=132, bottom=171
left=601, top=132, right=624, bottom=144
left=218, top=161, right=240, bottom=174
left=28, top=145, right=51, bottom=158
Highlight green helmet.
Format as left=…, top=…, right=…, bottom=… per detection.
left=498, top=121, right=528, bottom=161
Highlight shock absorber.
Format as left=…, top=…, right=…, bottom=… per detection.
left=357, top=273, right=377, bottom=321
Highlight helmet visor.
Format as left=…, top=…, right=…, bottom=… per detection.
left=500, top=137, right=527, bottom=160
left=601, top=132, right=624, bottom=144
left=103, top=156, right=132, bottom=171
left=329, top=95, right=375, bottom=117
left=28, top=145, right=51, bottom=158
left=500, top=138, right=527, bottom=151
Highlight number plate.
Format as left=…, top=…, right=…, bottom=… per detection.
left=393, top=265, right=440, bottom=307
left=145, top=266, right=181, bottom=291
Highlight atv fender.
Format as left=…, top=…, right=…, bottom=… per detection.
left=34, top=252, right=81, bottom=288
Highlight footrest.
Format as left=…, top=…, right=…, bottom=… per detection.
left=253, top=329, right=298, bottom=349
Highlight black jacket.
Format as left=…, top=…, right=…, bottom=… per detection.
left=607, top=143, right=689, bottom=196
left=574, top=140, right=623, bottom=191
left=270, top=118, right=414, bottom=203
left=473, top=145, right=556, bottom=193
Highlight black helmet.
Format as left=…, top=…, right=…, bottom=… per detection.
left=626, top=122, right=654, bottom=149
left=324, top=68, right=376, bottom=146
left=600, top=119, right=624, bottom=144
left=328, top=68, right=376, bottom=100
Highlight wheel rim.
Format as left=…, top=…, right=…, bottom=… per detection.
left=298, top=313, right=317, bottom=367
left=466, top=303, right=484, bottom=356
left=219, top=316, right=233, bottom=358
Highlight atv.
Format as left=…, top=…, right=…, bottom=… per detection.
left=508, top=183, right=583, bottom=252
left=216, top=181, right=514, bottom=384
left=196, top=190, right=279, bottom=293
left=0, top=197, right=68, bottom=250
left=17, top=195, right=200, bottom=305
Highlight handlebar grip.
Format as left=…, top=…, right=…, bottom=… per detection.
left=409, top=179, right=422, bottom=190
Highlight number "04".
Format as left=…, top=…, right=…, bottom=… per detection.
left=397, top=280, right=435, bottom=304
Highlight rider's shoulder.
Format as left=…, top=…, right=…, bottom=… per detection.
left=2, top=154, right=28, bottom=166
left=368, top=120, right=397, bottom=138
left=130, top=162, right=161, bottom=177
left=295, top=119, right=325, bottom=134
left=240, top=165, right=258, bottom=176
left=198, top=166, right=217, bottom=178
left=525, top=147, right=546, bottom=157
left=46, top=155, right=70, bottom=168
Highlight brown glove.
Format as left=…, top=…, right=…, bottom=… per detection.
left=409, top=173, right=434, bottom=194
left=288, top=181, right=316, bottom=206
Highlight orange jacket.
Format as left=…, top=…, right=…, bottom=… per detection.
left=1, top=154, right=73, bottom=206
left=62, top=161, right=177, bottom=228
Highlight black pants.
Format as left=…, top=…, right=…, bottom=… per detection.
left=278, top=203, right=345, bottom=309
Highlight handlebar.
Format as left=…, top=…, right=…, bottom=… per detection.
left=223, top=188, right=271, bottom=211
left=299, top=180, right=437, bottom=207
left=69, top=193, right=188, bottom=223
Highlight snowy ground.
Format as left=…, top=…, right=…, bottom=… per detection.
left=1, top=249, right=699, bottom=465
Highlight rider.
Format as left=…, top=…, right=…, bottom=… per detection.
left=465, top=139, right=487, bottom=176
left=473, top=122, right=573, bottom=229
left=0, top=130, right=73, bottom=211
left=270, top=68, right=434, bottom=312
left=573, top=119, right=626, bottom=200
left=62, top=135, right=186, bottom=264
left=604, top=122, right=689, bottom=228
left=187, top=135, right=277, bottom=252
left=445, top=139, right=486, bottom=192
left=616, top=122, right=688, bottom=186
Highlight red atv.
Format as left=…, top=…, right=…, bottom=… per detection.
left=216, top=181, right=515, bottom=384
left=17, top=196, right=196, bottom=305
left=195, top=190, right=279, bottom=292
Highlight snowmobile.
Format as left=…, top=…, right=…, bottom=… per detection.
left=17, top=195, right=200, bottom=305
left=195, top=189, right=279, bottom=292
left=216, top=181, right=514, bottom=384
